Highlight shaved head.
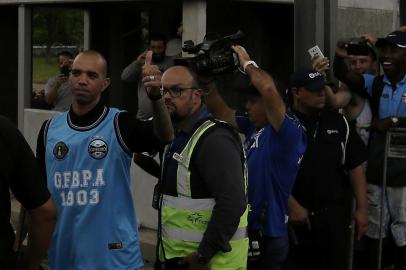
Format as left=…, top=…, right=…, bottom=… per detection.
left=74, top=51, right=108, bottom=78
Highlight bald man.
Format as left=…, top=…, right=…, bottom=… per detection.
left=142, top=65, right=248, bottom=270
left=36, top=51, right=173, bottom=270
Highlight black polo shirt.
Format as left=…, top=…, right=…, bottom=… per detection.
left=292, top=110, right=367, bottom=211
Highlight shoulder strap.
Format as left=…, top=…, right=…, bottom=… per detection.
left=370, top=75, right=385, bottom=119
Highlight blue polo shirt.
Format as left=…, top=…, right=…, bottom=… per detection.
left=363, top=74, right=406, bottom=118
left=236, top=112, right=306, bottom=237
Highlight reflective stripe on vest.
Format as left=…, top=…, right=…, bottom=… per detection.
left=162, top=194, right=215, bottom=210
left=176, top=120, right=215, bottom=197
left=162, top=226, right=248, bottom=243
left=160, top=119, right=248, bottom=269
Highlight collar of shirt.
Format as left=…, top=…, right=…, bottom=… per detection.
left=383, top=73, right=406, bottom=87
left=174, top=104, right=211, bottom=135
left=290, top=107, right=322, bottom=140
left=68, top=102, right=106, bottom=127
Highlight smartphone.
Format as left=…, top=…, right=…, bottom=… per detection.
left=60, top=65, right=70, bottom=77
left=308, top=45, right=324, bottom=59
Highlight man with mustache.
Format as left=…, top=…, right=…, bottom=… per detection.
left=335, top=30, right=406, bottom=270
left=142, top=62, right=248, bottom=270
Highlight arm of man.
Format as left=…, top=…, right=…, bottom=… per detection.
left=311, top=56, right=353, bottom=109
left=344, top=119, right=368, bottom=240
left=22, top=198, right=56, bottom=270
left=4, top=117, right=56, bottom=270
left=142, top=63, right=174, bottom=143
left=44, top=76, right=65, bottom=106
left=36, top=121, right=48, bottom=180
left=193, top=127, right=246, bottom=263
left=348, top=165, right=368, bottom=240
left=333, top=50, right=367, bottom=97
left=288, top=196, right=311, bottom=229
left=325, top=84, right=352, bottom=110
left=370, top=116, right=406, bottom=132
left=117, top=113, right=166, bottom=154
left=121, top=51, right=147, bottom=83
left=233, top=45, right=286, bottom=131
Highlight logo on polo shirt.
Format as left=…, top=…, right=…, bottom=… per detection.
left=53, top=141, right=69, bottom=160
left=326, top=129, right=339, bottom=135
left=402, top=93, right=406, bottom=103
left=88, top=139, right=108, bottom=160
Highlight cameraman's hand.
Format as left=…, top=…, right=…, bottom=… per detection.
left=311, top=56, right=329, bottom=78
left=231, top=45, right=251, bottom=69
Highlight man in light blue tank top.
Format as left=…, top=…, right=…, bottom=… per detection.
left=37, top=51, right=174, bottom=270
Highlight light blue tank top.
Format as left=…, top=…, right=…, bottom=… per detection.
left=45, top=107, right=143, bottom=270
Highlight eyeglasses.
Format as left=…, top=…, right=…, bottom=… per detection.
left=160, top=85, right=198, bottom=98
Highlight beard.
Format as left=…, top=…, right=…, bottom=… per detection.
left=152, top=53, right=165, bottom=63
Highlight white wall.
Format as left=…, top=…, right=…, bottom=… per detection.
left=339, top=0, right=398, bottom=10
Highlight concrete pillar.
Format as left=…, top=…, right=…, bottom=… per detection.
left=84, top=10, right=91, bottom=50
left=294, top=0, right=337, bottom=82
left=182, top=0, right=206, bottom=55
left=18, top=5, right=32, bottom=131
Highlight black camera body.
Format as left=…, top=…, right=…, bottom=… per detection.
left=175, top=31, right=244, bottom=76
left=345, top=37, right=370, bottom=56
left=60, top=65, right=71, bottom=77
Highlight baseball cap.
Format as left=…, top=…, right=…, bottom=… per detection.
left=289, top=67, right=325, bottom=91
left=375, top=31, right=406, bottom=49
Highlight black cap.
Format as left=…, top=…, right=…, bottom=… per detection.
left=375, top=31, right=406, bottom=49
left=290, top=67, right=325, bottom=91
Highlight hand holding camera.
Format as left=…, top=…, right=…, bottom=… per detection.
left=175, top=31, right=244, bottom=76
left=231, top=45, right=250, bottom=67
left=336, top=36, right=373, bottom=58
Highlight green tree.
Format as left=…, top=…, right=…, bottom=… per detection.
left=33, top=8, right=84, bottom=61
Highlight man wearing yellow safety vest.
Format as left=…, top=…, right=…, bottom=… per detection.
left=142, top=60, right=249, bottom=269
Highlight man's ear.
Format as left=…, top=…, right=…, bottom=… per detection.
left=291, top=87, right=299, bottom=98
left=101, top=78, right=111, bottom=92
left=194, top=88, right=203, bottom=97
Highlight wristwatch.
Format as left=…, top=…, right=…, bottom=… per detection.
left=391, top=116, right=399, bottom=127
left=196, top=252, right=209, bottom=265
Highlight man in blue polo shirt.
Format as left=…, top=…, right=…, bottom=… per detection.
left=335, top=30, right=406, bottom=269
left=204, top=45, right=306, bottom=270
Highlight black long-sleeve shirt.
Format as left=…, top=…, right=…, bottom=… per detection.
left=161, top=106, right=247, bottom=260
